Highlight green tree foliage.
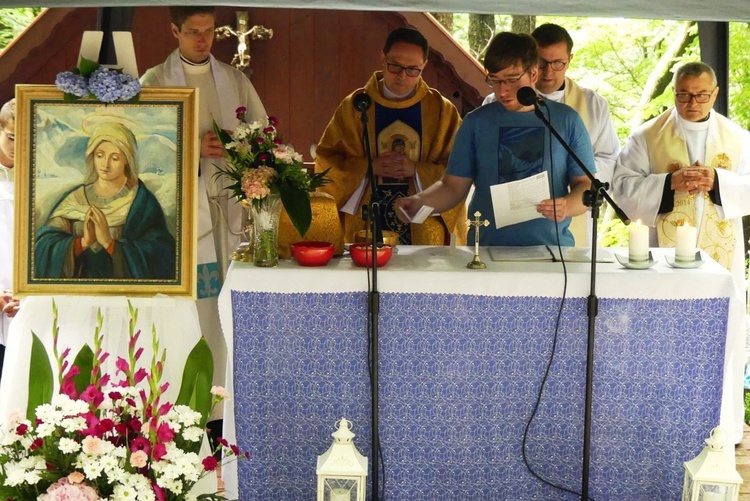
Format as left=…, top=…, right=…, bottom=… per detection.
left=0, top=8, right=41, bottom=50
left=729, top=22, right=750, bottom=130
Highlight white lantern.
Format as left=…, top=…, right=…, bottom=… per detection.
left=316, top=417, right=368, bottom=501
left=682, top=426, right=743, bottom=501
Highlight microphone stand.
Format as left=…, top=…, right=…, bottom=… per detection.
left=527, top=95, right=629, bottom=501
left=356, top=95, right=383, bottom=501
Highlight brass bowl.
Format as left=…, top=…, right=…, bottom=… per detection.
left=354, top=230, right=399, bottom=248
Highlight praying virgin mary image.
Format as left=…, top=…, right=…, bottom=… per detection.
left=34, top=121, right=176, bottom=279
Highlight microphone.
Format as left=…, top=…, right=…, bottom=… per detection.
left=353, top=92, right=372, bottom=112
left=517, top=86, right=541, bottom=107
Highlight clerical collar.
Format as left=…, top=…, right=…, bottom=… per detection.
left=381, top=81, right=416, bottom=101
left=180, top=54, right=211, bottom=75
left=677, top=111, right=711, bottom=131
left=542, top=88, right=565, bottom=102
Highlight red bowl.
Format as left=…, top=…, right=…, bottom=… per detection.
left=349, top=243, right=393, bottom=267
left=291, top=241, right=334, bottom=266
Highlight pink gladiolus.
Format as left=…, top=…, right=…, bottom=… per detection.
left=115, top=357, right=130, bottom=373
left=129, top=330, right=141, bottom=350
left=157, top=402, right=172, bottom=416
left=108, top=391, right=123, bottom=400
left=79, top=385, right=104, bottom=408
left=60, top=379, right=77, bottom=399
left=156, top=422, right=174, bottom=443
left=152, top=442, right=167, bottom=461
left=152, top=482, right=166, bottom=501
left=130, top=436, right=151, bottom=454
left=133, top=368, right=148, bottom=383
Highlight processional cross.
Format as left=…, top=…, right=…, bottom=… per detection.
left=466, top=211, right=489, bottom=269
left=215, top=11, right=273, bottom=72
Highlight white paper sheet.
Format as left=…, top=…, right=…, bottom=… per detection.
left=399, top=205, right=434, bottom=224
left=490, top=171, right=550, bottom=228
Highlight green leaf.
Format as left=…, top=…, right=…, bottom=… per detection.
left=77, top=56, right=99, bottom=78
left=71, top=344, right=95, bottom=396
left=279, top=185, right=312, bottom=237
left=213, top=120, right=233, bottom=145
left=27, top=332, right=54, bottom=420
left=175, top=338, right=214, bottom=440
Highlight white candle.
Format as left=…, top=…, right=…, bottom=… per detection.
left=675, top=222, right=697, bottom=262
left=628, top=220, right=649, bottom=262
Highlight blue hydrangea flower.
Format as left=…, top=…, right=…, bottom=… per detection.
left=118, top=73, right=141, bottom=101
left=54, top=71, right=89, bottom=98
left=88, top=67, right=123, bottom=103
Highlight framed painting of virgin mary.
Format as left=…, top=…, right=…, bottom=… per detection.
left=13, top=85, right=198, bottom=298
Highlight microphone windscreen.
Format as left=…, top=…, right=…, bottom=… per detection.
left=516, top=86, right=539, bottom=106
left=353, top=92, right=372, bottom=112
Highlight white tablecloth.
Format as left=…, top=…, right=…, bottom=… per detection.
left=218, top=245, right=745, bottom=497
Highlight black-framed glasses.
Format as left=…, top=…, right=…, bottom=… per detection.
left=485, top=72, right=526, bottom=88
left=1, top=130, right=13, bottom=142
left=385, top=60, right=423, bottom=77
left=675, top=89, right=716, bottom=103
left=539, top=59, right=568, bottom=71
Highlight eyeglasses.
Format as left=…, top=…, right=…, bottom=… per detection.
left=485, top=72, right=526, bottom=88
left=675, top=90, right=716, bottom=103
left=385, top=60, right=423, bottom=77
left=1, top=130, right=13, bottom=142
left=539, top=59, right=568, bottom=71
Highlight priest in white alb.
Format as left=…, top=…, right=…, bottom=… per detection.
left=612, top=61, right=750, bottom=444
left=140, top=6, right=266, bottom=425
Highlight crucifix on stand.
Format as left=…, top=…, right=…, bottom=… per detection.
left=466, top=211, right=489, bottom=269
left=215, top=11, right=273, bottom=72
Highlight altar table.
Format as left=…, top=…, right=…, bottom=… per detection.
left=218, top=246, right=744, bottom=501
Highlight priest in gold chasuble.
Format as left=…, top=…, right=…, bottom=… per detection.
left=315, top=27, right=467, bottom=245
left=612, top=61, right=750, bottom=444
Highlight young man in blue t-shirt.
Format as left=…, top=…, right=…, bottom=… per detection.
left=396, top=32, right=595, bottom=247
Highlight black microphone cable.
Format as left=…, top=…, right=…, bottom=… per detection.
left=518, top=99, right=597, bottom=501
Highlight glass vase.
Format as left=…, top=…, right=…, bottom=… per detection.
left=249, top=194, right=282, bottom=267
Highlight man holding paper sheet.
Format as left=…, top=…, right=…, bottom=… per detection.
left=395, top=32, right=595, bottom=247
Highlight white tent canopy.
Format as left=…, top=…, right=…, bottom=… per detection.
left=0, top=0, right=749, bottom=23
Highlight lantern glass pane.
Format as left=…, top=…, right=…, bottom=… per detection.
left=323, top=478, right=358, bottom=501
left=698, top=484, right=734, bottom=500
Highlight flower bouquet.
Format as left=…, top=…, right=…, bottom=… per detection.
left=0, top=302, right=245, bottom=500
left=213, top=108, right=329, bottom=266
left=55, top=56, right=141, bottom=103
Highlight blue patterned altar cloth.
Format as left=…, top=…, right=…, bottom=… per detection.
left=232, top=291, right=727, bottom=500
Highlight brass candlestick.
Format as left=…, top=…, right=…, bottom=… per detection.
left=466, top=211, right=489, bottom=269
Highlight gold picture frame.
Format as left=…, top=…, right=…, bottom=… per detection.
left=13, top=85, right=198, bottom=298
